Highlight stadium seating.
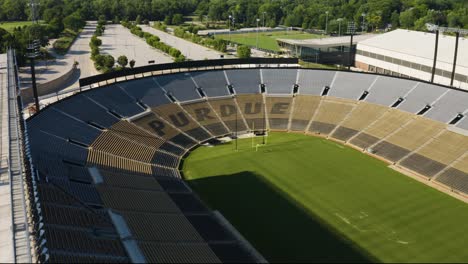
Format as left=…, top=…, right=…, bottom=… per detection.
left=225, top=69, right=261, bottom=94
left=329, top=71, right=377, bottom=100
left=262, top=68, right=297, bottom=94
left=266, top=96, right=293, bottom=130
left=235, top=94, right=267, bottom=131
left=26, top=67, right=468, bottom=263
left=371, top=117, right=446, bottom=162
left=309, top=97, right=356, bottom=135
left=331, top=102, right=388, bottom=141
left=349, top=109, right=414, bottom=149
left=154, top=73, right=201, bottom=102
left=297, top=69, right=335, bottom=95
left=207, top=97, right=248, bottom=132
left=191, top=70, right=230, bottom=97
left=153, top=104, right=213, bottom=142
left=289, top=95, right=321, bottom=131
left=181, top=100, right=230, bottom=136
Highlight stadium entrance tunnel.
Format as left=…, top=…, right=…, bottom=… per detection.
left=186, top=170, right=376, bottom=263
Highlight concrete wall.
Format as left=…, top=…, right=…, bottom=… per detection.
left=21, top=64, right=77, bottom=103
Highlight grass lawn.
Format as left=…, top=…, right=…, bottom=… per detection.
left=215, top=31, right=322, bottom=52
left=183, top=132, right=468, bottom=263
left=0, top=21, right=34, bottom=32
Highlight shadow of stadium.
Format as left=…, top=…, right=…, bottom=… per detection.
left=187, top=171, right=378, bottom=263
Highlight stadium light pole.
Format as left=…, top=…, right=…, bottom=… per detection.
left=426, top=23, right=468, bottom=87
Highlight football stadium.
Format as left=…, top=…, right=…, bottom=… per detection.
left=1, top=0, right=468, bottom=263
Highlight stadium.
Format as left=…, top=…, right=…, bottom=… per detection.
left=2, top=57, right=466, bottom=263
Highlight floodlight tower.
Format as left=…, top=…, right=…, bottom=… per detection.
left=347, top=21, right=356, bottom=70
left=426, top=23, right=468, bottom=86
left=27, top=0, right=42, bottom=111
left=26, top=40, right=41, bottom=111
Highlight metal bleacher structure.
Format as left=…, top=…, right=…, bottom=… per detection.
left=3, top=56, right=468, bottom=263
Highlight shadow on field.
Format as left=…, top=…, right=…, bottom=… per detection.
left=188, top=171, right=377, bottom=263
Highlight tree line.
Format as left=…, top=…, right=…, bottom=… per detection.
left=1, top=0, right=467, bottom=31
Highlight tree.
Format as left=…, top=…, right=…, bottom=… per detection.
left=129, top=59, right=136, bottom=69
left=63, top=12, right=85, bottom=31
left=117, top=55, right=128, bottom=68
left=135, top=15, right=142, bottom=25
left=172, top=14, right=184, bottom=25
left=104, top=55, right=115, bottom=69
left=90, top=36, right=102, bottom=47
left=399, top=9, right=416, bottom=28
left=237, top=45, right=251, bottom=58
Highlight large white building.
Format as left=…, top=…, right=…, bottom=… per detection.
left=355, top=29, right=468, bottom=90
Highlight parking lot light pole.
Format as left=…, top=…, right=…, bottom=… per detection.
left=325, top=11, right=329, bottom=34
left=228, top=15, right=232, bottom=43
left=256, top=18, right=260, bottom=49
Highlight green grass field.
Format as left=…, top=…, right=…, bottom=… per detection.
left=183, top=132, right=468, bottom=263
left=0, top=21, right=34, bottom=32
left=215, top=31, right=322, bottom=52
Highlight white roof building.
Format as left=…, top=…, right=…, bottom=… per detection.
left=356, top=29, right=468, bottom=90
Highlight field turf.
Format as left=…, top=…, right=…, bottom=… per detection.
left=183, top=132, right=468, bottom=263
left=0, top=21, right=34, bottom=32
left=215, top=31, right=322, bottom=51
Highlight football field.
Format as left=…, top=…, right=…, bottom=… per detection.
left=183, top=132, right=468, bottom=263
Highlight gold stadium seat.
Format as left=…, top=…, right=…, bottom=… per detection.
left=331, top=102, right=388, bottom=141
left=309, top=97, right=356, bottom=135
left=399, top=131, right=468, bottom=177
left=207, top=97, right=248, bottom=132
left=235, top=94, right=266, bottom=131
left=290, top=95, right=321, bottom=131
left=181, top=100, right=229, bottom=137
left=265, top=96, right=293, bottom=131
left=372, top=117, right=446, bottom=162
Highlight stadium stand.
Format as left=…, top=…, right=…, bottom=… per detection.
left=153, top=104, right=213, bottom=142
left=297, top=69, right=335, bottom=95
left=181, top=100, right=230, bottom=136
left=399, top=131, right=468, bottom=177
left=225, top=69, right=261, bottom=94
left=397, top=83, right=447, bottom=113
left=191, top=71, right=230, bottom=98
left=154, top=73, right=201, bottom=102
left=262, top=69, right=297, bottom=94
left=349, top=109, right=414, bottom=149
left=207, top=98, right=248, bottom=132
left=85, top=85, right=146, bottom=117
left=365, top=76, right=417, bottom=106
left=331, top=102, right=388, bottom=141
left=20, top=64, right=468, bottom=263
left=371, top=117, right=446, bottom=162
left=265, top=96, right=293, bottom=130
left=235, top=94, right=267, bottom=131
left=118, top=78, right=172, bottom=107
left=289, top=95, right=321, bottom=131
left=329, top=72, right=377, bottom=100
left=424, top=90, right=468, bottom=123
left=309, top=97, right=356, bottom=135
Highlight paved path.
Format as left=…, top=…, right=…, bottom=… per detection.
left=100, top=24, right=173, bottom=67
left=20, top=22, right=98, bottom=93
left=140, top=25, right=225, bottom=60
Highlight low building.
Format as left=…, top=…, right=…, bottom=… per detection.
left=355, top=29, right=468, bottom=90
left=277, top=34, right=375, bottom=65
